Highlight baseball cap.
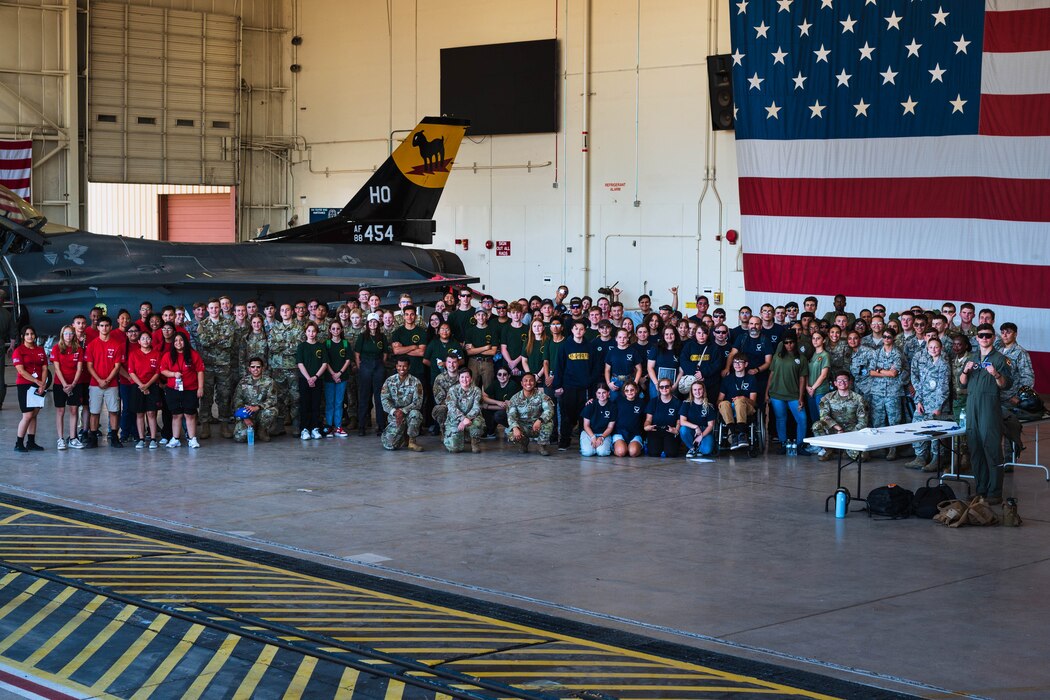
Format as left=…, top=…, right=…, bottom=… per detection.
left=366, top=312, right=380, bottom=322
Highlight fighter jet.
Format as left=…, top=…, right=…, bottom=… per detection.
left=0, top=116, right=476, bottom=336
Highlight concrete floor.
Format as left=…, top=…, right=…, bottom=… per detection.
left=1, top=394, right=1048, bottom=699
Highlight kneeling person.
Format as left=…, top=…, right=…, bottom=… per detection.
left=507, top=373, right=554, bottom=455
left=811, top=371, right=869, bottom=461
left=380, top=358, right=424, bottom=451
left=580, top=383, right=616, bottom=456
left=444, top=368, right=486, bottom=453
left=233, top=358, right=279, bottom=442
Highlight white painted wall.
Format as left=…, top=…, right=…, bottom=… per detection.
left=290, top=0, right=745, bottom=312
left=87, top=182, right=230, bottom=239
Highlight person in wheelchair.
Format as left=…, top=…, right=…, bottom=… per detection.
left=718, top=356, right=759, bottom=450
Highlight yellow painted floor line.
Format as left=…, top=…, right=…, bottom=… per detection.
left=128, top=623, right=205, bottom=700
left=382, top=678, right=406, bottom=700
left=21, top=593, right=109, bottom=667
left=0, top=512, right=29, bottom=525
left=89, top=613, right=174, bottom=694
left=0, top=578, right=49, bottom=619
left=57, top=603, right=139, bottom=678
left=181, top=634, right=241, bottom=700
left=233, top=644, right=280, bottom=698
left=0, top=586, right=79, bottom=655
left=281, top=656, right=318, bottom=700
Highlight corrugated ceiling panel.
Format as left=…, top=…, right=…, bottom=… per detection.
left=88, top=1, right=238, bottom=185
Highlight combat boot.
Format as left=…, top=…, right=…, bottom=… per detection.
left=407, top=437, right=424, bottom=452
left=819, top=448, right=834, bottom=462
left=471, top=437, right=481, bottom=453
left=885, top=447, right=898, bottom=460
left=538, top=443, right=551, bottom=456
left=519, top=438, right=529, bottom=454
left=221, top=422, right=234, bottom=439
left=257, top=426, right=271, bottom=442
left=197, top=422, right=211, bottom=440
left=904, top=456, right=927, bottom=470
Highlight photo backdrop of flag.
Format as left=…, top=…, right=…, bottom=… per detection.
left=0, top=140, right=32, bottom=198
left=730, top=0, right=1050, bottom=392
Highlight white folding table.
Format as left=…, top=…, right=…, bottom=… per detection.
left=805, top=420, right=966, bottom=512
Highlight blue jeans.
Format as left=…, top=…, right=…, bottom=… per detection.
left=679, top=426, right=715, bottom=455
left=770, top=397, right=807, bottom=445
left=807, top=390, right=829, bottom=435
left=324, top=380, right=347, bottom=428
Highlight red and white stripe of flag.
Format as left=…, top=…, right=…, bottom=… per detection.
left=0, top=140, right=32, bottom=198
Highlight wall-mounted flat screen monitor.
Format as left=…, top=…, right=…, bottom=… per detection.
left=440, top=39, right=559, bottom=136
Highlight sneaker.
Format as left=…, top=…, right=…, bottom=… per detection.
left=803, top=445, right=822, bottom=456
left=325, top=426, right=336, bottom=438
left=334, top=428, right=348, bottom=438
left=166, top=439, right=181, bottom=448
left=685, top=447, right=698, bottom=458
left=148, top=440, right=159, bottom=450
left=187, top=437, right=200, bottom=448
left=300, top=429, right=311, bottom=441
left=67, top=437, right=84, bottom=450
left=57, top=438, right=67, bottom=451
left=159, top=438, right=169, bottom=446
left=311, top=428, right=323, bottom=440
left=135, top=440, right=145, bottom=449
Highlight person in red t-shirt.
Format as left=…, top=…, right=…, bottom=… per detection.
left=50, top=325, right=85, bottom=450
left=85, top=316, right=126, bottom=449
left=72, top=314, right=92, bottom=436
left=12, top=326, right=48, bottom=452
left=134, top=301, right=153, bottom=334
left=116, top=324, right=140, bottom=443
left=128, top=332, right=164, bottom=449
left=159, top=333, right=205, bottom=448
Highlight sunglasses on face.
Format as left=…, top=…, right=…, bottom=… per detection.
left=977, top=333, right=994, bottom=338
left=658, top=384, right=671, bottom=389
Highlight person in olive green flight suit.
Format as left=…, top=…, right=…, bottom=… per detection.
left=959, top=323, right=1013, bottom=506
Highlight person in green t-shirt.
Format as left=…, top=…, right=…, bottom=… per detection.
left=767, top=333, right=808, bottom=455
left=465, top=308, right=498, bottom=389
left=499, top=302, right=530, bottom=377
left=482, top=366, right=520, bottom=438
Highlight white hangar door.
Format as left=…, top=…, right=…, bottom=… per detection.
left=88, top=2, right=239, bottom=185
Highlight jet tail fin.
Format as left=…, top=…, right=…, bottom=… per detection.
left=259, top=116, right=469, bottom=245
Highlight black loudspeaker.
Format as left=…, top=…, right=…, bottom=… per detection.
left=706, top=54, right=735, bottom=131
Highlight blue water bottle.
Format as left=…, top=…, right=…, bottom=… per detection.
left=835, top=488, right=849, bottom=518
left=247, top=427, right=255, bottom=446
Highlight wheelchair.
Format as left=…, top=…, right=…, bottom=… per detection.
left=716, top=401, right=766, bottom=458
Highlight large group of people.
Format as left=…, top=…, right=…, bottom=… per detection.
left=0, top=286, right=1038, bottom=502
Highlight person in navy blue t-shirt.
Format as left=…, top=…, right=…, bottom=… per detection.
left=644, top=377, right=682, bottom=457
left=605, top=328, right=643, bottom=401
left=718, top=356, right=759, bottom=450
left=580, top=384, right=617, bottom=456
left=612, top=381, right=646, bottom=457
left=679, top=381, right=716, bottom=458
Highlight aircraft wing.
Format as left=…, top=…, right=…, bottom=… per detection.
left=171, top=266, right=478, bottom=296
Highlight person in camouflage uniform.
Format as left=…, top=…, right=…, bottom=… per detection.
left=342, top=310, right=365, bottom=429
left=946, top=333, right=973, bottom=468
left=197, top=299, right=238, bottom=439
left=431, top=350, right=463, bottom=434
left=239, top=314, right=270, bottom=376
left=826, top=326, right=852, bottom=379
left=994, top=322, right=1033, bottom=459
left=232, top=357, right=279, bottom=442
left=230, top=303, right=250, bottom=377
left=869, top=327, right=904, bottom=459
left=506, top=373, right=554, bottom=456
left=905, top=337, right=951, bottom=471
left=443, top=368, right=486, bottom=453
left=267, top=303, right=303, bottom=433
left=812, top=371, right=869, bottom=462
left=380, top=358, right=424, bottom=451
left=847, top=331, right=876, bottom=407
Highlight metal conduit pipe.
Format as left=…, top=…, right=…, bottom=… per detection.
left=580, top=0, right=593, bottom=294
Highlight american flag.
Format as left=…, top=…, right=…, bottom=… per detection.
left=0, top=140, right=31, bottom=198
left=730, top=0, right=1050, bottom=392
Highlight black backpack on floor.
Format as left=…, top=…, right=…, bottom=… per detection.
left=867, top=484, right=914, bottom=519
left=911, top=483, right=957, bottom=519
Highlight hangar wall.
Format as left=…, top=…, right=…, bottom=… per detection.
left=289, top=0, right=744, bottom=309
